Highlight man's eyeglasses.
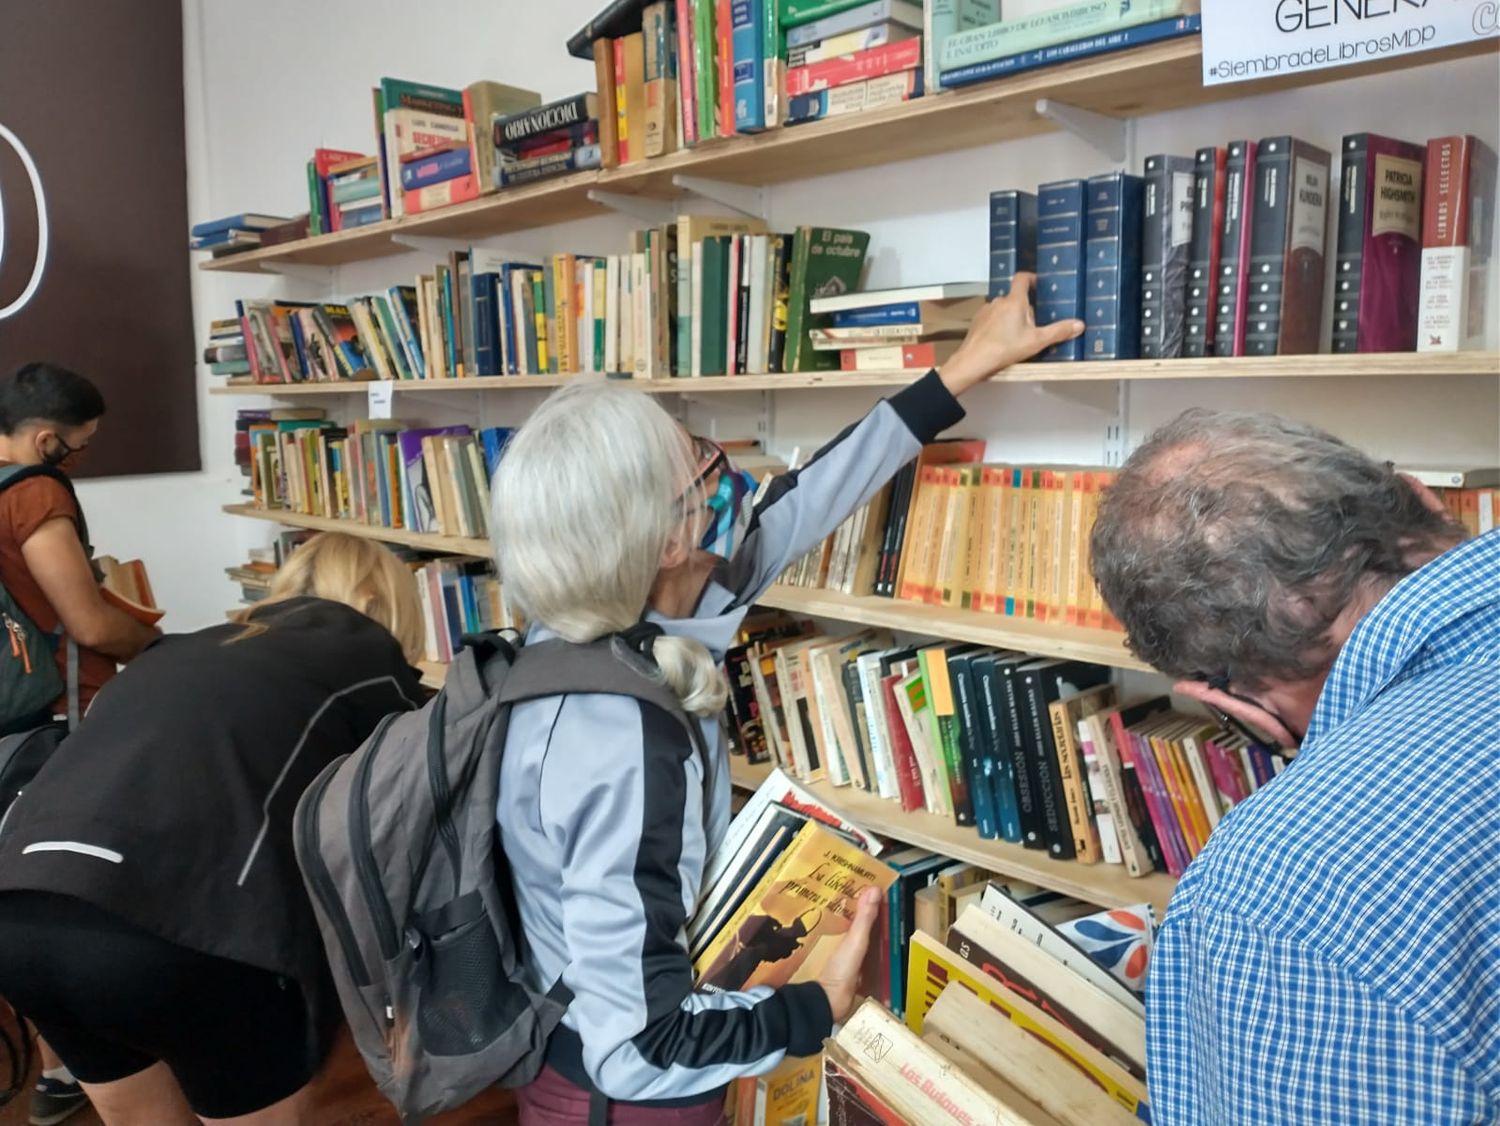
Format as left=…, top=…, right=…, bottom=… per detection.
left=1205, top=674, right=1295, bottom=756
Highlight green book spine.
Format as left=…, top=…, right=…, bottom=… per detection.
left=778, top=0, right=874, bottom=29
left=699, top=237, right=729, bottom=376
left=530, top=273, right=549, bottom=373
left=436, top=266, right=458, bottom=379
left=542, top=264, right=558, bottom=373
left=916, top=649, right=960, bottom=821
left=676, top=229, right=694, bottom=375
left=940, top=0, right=1188, bottom=71
left=521, top=273, right=540, bottom=374
left=785, top=226, right=870, bottom=371
left=693, top=0, right=717, bottom=141
left=306, top=161, right=323, bottom=236
left=210, top=360, right=252, bottom=376
left=595, top=260, right=607, bottom=372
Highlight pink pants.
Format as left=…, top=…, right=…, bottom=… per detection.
left=516, top=1065, right=726, bottom=1125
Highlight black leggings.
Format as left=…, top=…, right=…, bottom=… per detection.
left=0, top=891, right=329, bottom=1118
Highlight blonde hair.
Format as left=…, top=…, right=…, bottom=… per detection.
left=492, top=381, right=727, bottom=716
left=233, top=532, right=425, bottom=664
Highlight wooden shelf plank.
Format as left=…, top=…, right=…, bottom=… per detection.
left=757, top=585, right=1147, bottom=672
left=196, top=38, right=1498, bottom=275
left=207, top=351, right=1500, bottom=395
left=728, top=757, right=1175, bottom=916
left=397, top=658, right=1174, bottom=914
left=222, top=503, right=492, bottom=556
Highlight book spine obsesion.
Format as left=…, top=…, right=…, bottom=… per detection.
left=1418, top=135, right=1496, bottom=352
left=1185, top=146, right=1226, bottom=357
left=1213, top=140, right=1256, bottom=357
left=988, top=190, right=1039, bottom=300
left=1083, top=172, right=1144, bottom=361
left=1140, top=154, right=1195, bottom=359
left=786, top=37, right=923, bottom=96
left=1036, top=180, right=1087, bottom=362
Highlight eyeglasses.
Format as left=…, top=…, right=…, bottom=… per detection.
left=689, top=436, right=728, bottom=492
left=1206, top=674, right=1296, bottom=756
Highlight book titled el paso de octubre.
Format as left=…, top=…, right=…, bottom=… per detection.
left=493, top=93, right=599, bottom=148
left=694, top=820, right=895, bottom=994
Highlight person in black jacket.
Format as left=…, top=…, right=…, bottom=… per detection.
left=0, top=532, right=425, bottom=1126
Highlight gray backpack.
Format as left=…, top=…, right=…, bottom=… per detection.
left=293, top=630, right=703, bottom=1124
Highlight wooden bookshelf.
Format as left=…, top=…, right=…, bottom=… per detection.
left=728, top=757, right=1175, bottom=916
left=758, top=585, right=1147, bottom=672
left=196, top=37, right=1498, bottom=275
left=402, top=657, right=1174, bottom=914
left=207, top=352, right=1500, bottom=396
left=222, top=503, right=492, bottom=556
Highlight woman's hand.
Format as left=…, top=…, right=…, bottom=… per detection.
left=816, top=886, right=881, bottom=1024
left=937, top=273, right=1085, bottom=397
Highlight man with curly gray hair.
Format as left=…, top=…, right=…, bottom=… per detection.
left=1091, top=408, right=1496, bottom=1125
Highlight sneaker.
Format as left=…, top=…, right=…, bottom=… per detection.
left=29, top=1076, right=89, bottom=1126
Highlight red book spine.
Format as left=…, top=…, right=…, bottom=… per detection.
left=1356, top=136, right=1425, bottom=352
left=1109, top=714, right=1185, bottom=878
left=839, top=342, right=942, bottom=370
left=313, top=148, right=366, bottom=177
left=716, top=0, right=735, bottom=137
left=676, top=0, right=699, bottom=145
left=786, top=39, right=924, bottom=97
left=1424, top=136, right=1471, bottom=249
left=882, top=675, right=926, bottom=813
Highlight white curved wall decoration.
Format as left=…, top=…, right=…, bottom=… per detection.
left=0, top=121, right=50, bottom=321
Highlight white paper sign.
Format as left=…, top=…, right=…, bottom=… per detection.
left=367, top=380, right=395, bottom=420
left=1201, top=0, right=1499, bottom=86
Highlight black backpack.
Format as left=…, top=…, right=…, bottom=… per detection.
left=294, top=630, right=704, bottom=1124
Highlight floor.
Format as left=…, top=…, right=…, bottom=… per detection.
left=0, top=1027, right=517, bottom=1126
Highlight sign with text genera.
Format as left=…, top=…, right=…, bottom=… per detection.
left=1201, top=0, right=1500, bottom=86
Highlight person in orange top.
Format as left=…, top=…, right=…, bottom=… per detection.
left=0, top=363, right=158, bottom=736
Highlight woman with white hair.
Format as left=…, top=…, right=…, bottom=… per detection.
left=493, top=276, right=1083, bottom=1125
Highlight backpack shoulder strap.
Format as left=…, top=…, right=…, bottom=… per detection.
left=0, top=464, right=90, bottom=555
left=496, top=637, right=707, bottom=760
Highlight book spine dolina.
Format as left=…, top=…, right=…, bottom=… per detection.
left=1083, top=172, right=1144, bottom=361
left=1139, top=154, right=1194, bottom=359
left=1333, top=134, right=1424, bottom=353
left=1213, top=140, right=1257, bottom=357
left=940, top=14, right=1201, bottom=88
left=1036, top=179, right=1087, bottom=361
left=988, top=189, right=1038, bottom=300
left=1417, top=135, right=1497, bottom=352
left=1245, top=136, right=1331, bottom=356
left=1185, top=145, right=1226, bottom=357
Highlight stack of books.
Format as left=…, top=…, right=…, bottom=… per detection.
left=807, top=282, right=983, bottom=372
left=934, top=0, right=1201, bottom=91
left=305, top=149, right=367, bottom=234
left=783, top=0, right=924, bottom=126
left=204, top=317, right=249, bottom=379
left=239, top=408, right=512, bottom=542
left=987, top=129, right=1495, bottom=361
left=778, top=439, right=1122, bottom=629
left=376, top=79, right=471, bottom=217
left=225, top=549, right=278, bottom=607
left=493, top=93, right=603, bottom=187
left=189, top=213, right=289, bottom=257
left=326, top=155, right=384, bottom=230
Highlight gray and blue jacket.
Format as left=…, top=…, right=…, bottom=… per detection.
left=496, top=371, right=965, bottom=1104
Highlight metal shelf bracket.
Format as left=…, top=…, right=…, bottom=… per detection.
left=1034, top=98, right=1127, bottom=162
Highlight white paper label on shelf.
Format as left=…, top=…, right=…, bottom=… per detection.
left=1200, top=0, right=1498, bottom=87
left=368, top=380, right=394, bottom=419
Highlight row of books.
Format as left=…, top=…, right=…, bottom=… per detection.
left=703, top=766, right=1153, bottom=1123
left=723, top=609, right=1283, bottom=875
left=1434, top=480, right=1500, bottom=536
left=235, top=408, right=511, bottom=541
left=189, top=212, right=306, bottom=258
left=992, top=130, right=1496, bottom=362
left=778, top=439, right=1121, bottom=629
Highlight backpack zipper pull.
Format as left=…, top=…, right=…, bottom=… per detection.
left=10, top=619, right=31, bottom=674
left=4, top=616, right=19, bottom=659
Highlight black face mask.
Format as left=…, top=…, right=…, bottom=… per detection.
left=39, top=434, right=84, bottom=469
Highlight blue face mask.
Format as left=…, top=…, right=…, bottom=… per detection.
left=699, top=467, right=757, bottom=560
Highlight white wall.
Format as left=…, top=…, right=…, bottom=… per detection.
left=105, top=0, right=1499, bottom=632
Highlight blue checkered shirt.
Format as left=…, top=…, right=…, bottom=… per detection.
left=1146, top=531, right=1500, bottom=1125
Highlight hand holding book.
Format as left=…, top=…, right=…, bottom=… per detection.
left=814, top=885, right=882, bottom=1023
left=937, top=272, right=1085, bottom=396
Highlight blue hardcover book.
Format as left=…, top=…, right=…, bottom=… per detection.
left=976, top=653, right=1027, bottom=844
left=732, top=0, right=767, bottom=132
left=339, top=204, right=385, bottom=230
left=1084, top=171, right=1145, bottom=360
left=388, top=286, right=426, bottom=380
left=189, top=212, right=288, bottom=238
left=950, top=651, right=1000, bottom=841
left=988, top=189, right=1039, bottom=299
left=471, top=272, right=501, bottom=377
left=941, top=14, right=1201, bottom=88
left=479, top=427, right=515, bottom=481
left=830, top=302, right=922, bottom=327
left=1036, top=179, right=1087, bottom=361
left=286, top=308, right=311, bottom=380
left=400, top=147, right=472, bottom=191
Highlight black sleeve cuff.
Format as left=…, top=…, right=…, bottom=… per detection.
left=885, top=369, right=966, bottom=444
left=777, top=980, right=835, bottom=1057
